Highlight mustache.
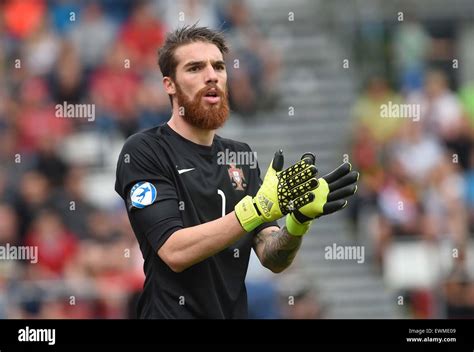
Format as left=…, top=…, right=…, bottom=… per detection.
left=196, top=84, right=227, bottom=99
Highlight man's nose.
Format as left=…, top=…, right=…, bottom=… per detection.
left=204, top=65, right=218, bottom=84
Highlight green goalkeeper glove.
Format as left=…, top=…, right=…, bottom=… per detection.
left=235, top=150, right=318, bottom=232
left=285, top=162, right=359, bottom=236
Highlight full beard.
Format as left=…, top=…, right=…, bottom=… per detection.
left=175, top=83, right=230, bottom=130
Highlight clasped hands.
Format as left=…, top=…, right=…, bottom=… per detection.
left=234, top=150, right=359, bottom=236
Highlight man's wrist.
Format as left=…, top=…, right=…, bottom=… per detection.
left=234, top=195, right=264, bottom=232
left=285, top=213, right=312, bottom=237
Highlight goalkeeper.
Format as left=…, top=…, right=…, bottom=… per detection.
left=115, top=25, right=359, bottom=319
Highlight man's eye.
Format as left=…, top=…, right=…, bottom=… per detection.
left=216, top=65, right=225, bottom=71
left=189, top=66, right=200, bottom=72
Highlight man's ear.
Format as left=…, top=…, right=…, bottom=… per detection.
left=163, top=77, right=176, bottom=95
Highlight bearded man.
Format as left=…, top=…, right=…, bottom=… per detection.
left=115, top=25, right=358, bottom=319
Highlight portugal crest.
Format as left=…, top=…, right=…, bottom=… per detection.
left=228, top=164, right=247, bottom=191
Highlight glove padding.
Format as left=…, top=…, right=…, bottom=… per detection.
left=235, top=150, right=318, bottom=232
left=286, top=162, right=359, bottom=236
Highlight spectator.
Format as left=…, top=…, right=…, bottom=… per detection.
left=392, top=16, right=431, bottom=93
left=21, top=15, right=60, bottom=76
left=16, top=77, right=71, bottom=153
left=3, top=0, right=46, bottom=39
left=13, top=170, right=52, bottom=241
left=119, top=0, right=166, bottom=70
left=158, top=0, right=219, bottom=30
left=51, top=166, right=95, bottom=240
left=49, top=41, right=86, bottom=106
left=407, top=70, right=463, bottom=140
left=89, top=42, right=140, bottom=137
left=352, top=76, right=404, bottom=145
left=49, top=0, right=81, bottom=35
left=24, top=209, right=78, bottom=277
left=222, top=0, right=281, bottom=114
left=391, top=121, right=443, bottom=185
left=69, top=2, right=117, bottom=70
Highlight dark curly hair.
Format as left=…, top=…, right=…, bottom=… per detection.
left=158, top=24, right=228, bottom=79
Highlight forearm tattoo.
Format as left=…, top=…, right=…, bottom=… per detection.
left=255, top=227, right=302, bottom=271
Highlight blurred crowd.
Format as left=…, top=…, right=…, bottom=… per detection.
left=0, top=0, right=280, bottom=318
left=350, top=18, right=474, bottom=318
left=2, top=0, right=472, bottom=321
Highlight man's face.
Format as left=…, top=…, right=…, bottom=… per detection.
left=167, top=41, right=229, bottom=130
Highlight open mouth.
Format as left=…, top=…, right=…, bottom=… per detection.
left=203, top=89, right=220, bottom=103
left=205, top=90, right=218, bottom=97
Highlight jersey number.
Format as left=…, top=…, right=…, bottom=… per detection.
left=217, top=189, right=226, bottom=218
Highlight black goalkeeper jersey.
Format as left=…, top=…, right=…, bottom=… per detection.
left=115, top=123, right=277, bottom=319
